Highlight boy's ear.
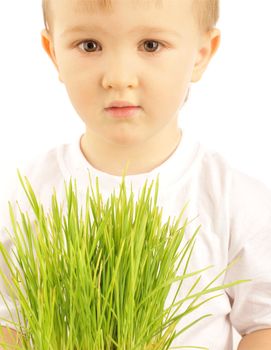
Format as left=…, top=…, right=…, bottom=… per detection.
left=191, top=28, right=221, bottom=82
left=41, top=29, right=63, bottom=82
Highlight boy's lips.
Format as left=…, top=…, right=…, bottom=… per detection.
left=105, top=100, right=141, bottom=117
left=105, top=106, right=141, bottom=118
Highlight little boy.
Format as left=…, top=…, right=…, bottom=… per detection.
left=1, top=0, right=271, bottom=349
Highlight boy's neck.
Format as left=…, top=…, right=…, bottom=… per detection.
left=80, top=128, right=182, bottom=176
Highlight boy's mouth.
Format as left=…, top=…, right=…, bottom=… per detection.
left=105, top=106, right=141, bottom=118
left=105, top=100, right=141, bottom=117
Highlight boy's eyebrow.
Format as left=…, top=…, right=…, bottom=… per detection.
left=60, top=25, right=182, bottom=38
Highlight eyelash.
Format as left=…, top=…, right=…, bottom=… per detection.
left=76, top=39, right=165, bottom=56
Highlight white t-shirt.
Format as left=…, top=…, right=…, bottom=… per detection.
left=1, top=129, right=271, bottom=349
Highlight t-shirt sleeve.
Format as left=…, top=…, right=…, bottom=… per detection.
left=224, top=170, right=271, bottom=336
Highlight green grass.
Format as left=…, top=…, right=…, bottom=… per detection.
left=0, top=170, right=249, bottom=349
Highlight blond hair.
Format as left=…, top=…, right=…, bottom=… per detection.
left=42, top=0, right=219, bottom=33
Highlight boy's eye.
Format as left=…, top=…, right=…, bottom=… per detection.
left=77, top=39, right=163, bottom=54
left=143, top=40, right=161, bottom=53
left=79, top=40, right=98, bottom=52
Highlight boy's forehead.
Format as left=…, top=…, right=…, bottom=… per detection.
left=51, top=0, right=195, bottom=15
left=71, top=0, right=164, bottom=12
left=50, top=0, right=196, bottom=37
left=51, top=0, right=193, bottom=21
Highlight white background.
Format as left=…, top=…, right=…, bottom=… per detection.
left=0, top=1, right=271, bottom=347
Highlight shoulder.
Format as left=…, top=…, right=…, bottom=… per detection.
left=23, top=143, right=69, bottom=184
left=198, top=144, right=271, bottom=210
left=197, top=144, right=271, bottom=241
left=230, top=168, right=271, bottom=210
left=5, top=142, right=74, bottom=214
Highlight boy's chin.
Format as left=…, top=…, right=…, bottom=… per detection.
left=106, top=133, right=144, bottom=147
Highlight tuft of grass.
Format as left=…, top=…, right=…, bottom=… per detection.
left=0, top=170, right=249, bottom=349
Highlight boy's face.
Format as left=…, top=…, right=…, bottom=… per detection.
left=42, top=0, right=219, bottom=148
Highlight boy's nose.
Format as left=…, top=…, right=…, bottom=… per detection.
left=102, top=75, right=139, bottom=90
left=101, top=56, right=139, bottom=90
